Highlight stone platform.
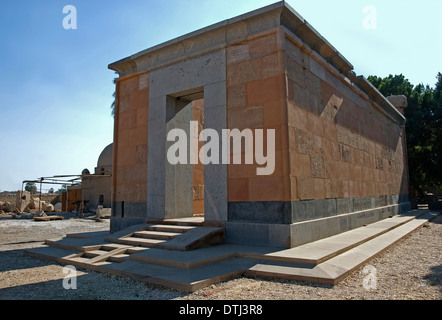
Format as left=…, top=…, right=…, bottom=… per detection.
left=25, top=211, right=437, bottom=292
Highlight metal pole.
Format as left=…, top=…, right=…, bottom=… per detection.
left=81, top=187, right=84, bottom=217
left=39, top=178, right=43, bottom=212
left=20, top=182, right=24, bottom=213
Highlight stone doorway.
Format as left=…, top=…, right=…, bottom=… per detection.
left=146, top=50, right=228, bottom=224
left=165, top=91, right=205, bottom=219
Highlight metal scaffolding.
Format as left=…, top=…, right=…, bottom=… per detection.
left=21, top=175, right=82, bottom=212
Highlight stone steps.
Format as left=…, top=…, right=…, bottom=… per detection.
left=133, top=230, right=182, bottom=240
left=110, top=237, right=167, bottom=248
left=247, top=211, right=437, bottom=284
left=119, top=210, right=437, bottom=290
left=24, top=211, right=437, bottom=292
left=108, top=253, right=130, bottom=263
left=104, top=223, right=225, bottom=251
left=126, top=211, right=425, bottom=269
left=26, top=219, right=226, bottom=275
left=257, top=212, right=420, bottom=265
left=147, top=224, right=196, bottom=233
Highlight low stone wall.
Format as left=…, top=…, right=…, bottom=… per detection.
left=0, top=193, right=60, bottom=203
left=0, top=192, right=61, bottom=212
left=0, top=193, right=16, bottom=204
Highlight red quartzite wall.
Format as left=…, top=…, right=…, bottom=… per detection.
left=109, top=2, right=410, bottom=247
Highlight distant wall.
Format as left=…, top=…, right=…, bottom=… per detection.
left=0, top=193, right=16, bottom=204
left=0, top=193, right=60, bottom=205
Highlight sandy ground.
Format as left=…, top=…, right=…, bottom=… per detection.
left=0, top=213, right=440, bottom=301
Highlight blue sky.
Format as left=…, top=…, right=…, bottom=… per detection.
left=0, top=0, right=440, bottom=192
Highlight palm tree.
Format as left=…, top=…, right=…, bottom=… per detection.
left=110, top=72, right=118, bottom=117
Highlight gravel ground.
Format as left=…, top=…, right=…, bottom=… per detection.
left=0, top=212, right=440, bottom=300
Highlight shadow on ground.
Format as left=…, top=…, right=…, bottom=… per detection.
left=423, top=265, right=442, bottom=293
left=0, top=247, right=187, bottom=300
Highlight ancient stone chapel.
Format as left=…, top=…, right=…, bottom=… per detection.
left=108, top=1, right=410, bottom=248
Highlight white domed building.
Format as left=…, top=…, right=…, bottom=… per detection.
left=81, top=143, right=113, bottom=210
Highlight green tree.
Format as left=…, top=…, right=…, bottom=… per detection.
left=57, top=184, right=67, bottom=194
left=110, top=72, right=118, bottom=117
left=25, top=182, right=37, bottom=194
left=368, top=73, right=442, bottom=195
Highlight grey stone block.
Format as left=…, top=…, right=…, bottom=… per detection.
left=205, top=162, right=228, bottom=222
left=202, top=105, right=228, bottom=223
left=204, top=104, right=227, bottom=135
left=323, top=198, right=337, bottom=217
left=147, top=96, right=167, bottom=220
left=353, top=197, right=373, bottom=212
left=229, top=201, right=291, bottom=224
left=112, top=201, right=147, bottom=219
left=110, top=217, right=147, bottom=234
left=149, top=50, right=226, bottom=99
left=387, top=195, right=393, bottom=205
left=364, top=210, right=376, bottom=225
left=327, top=215, right=342, bottom=236
left=375, top=195, right=388, bottom=207
left=346, top=211, right=359, bottom=230
left=204, top=81, right=227, bottom=109
left=291, top=215, right=342, bottom=247
left=291, top=200, right=315, bottom=223
left=339, top=214, right=350, bottom=233
left=290, top=221, right=313, bottom=247
left=337, top=198, right=353, bottom=215
left=291, top=199, right=337, bottom=223
left=125, top=202, right=148, bottom=218
left=269, top=224, right=291, bottom=248
left=225, top=222, right=290, bottom=248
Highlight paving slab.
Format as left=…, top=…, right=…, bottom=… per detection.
left=248, top=211, right=437, bottom=284
left=25, top=246, right=80, bottom=263
left=44, top=237, right=107, bottom=252
left=108, top=254, right=130, bottom=263
left=147, top=224, right=196, bottom=233
left=247, top=262, right=340, bottom=285
left=265, top=211, right=423, bottom=265
left=97, top=257, right=254, bottom=292
left=111, top=237, right=167, bottom=247
left=131, top=244, right=237, bottom=268
left=160, top=226, right=225, bottom=250
left=66, top=231, right=110, bottom=239
left=146, top=217, right=205, bottom=226
left=101, top=243, right=133, bottom=251
left=133, top=230, right=181, bottom=240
